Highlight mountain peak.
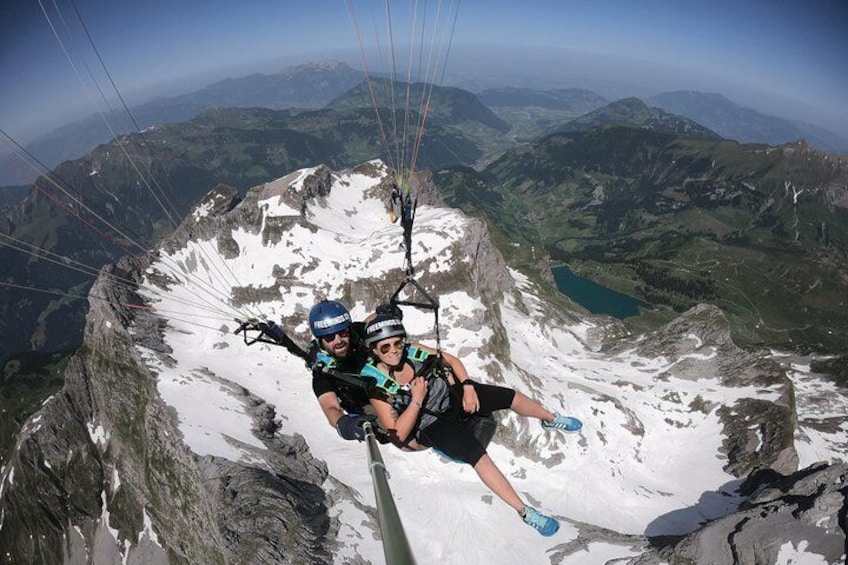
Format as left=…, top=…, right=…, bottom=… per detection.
left=3, top=159, right=842, bottom=563
left=279, top=60, right=357, bottom=76
left=329, top=79, right=511, bottom=132
left=550, top=96, right=721, bottom=139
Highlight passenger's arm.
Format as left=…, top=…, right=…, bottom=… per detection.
left=370, top=377, right=426, bottom=443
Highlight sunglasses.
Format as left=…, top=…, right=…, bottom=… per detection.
left=377, top=338, right=405, bottom=355
left=321, top=328, right=350, bottom=343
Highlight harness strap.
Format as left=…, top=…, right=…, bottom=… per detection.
left=385, top=350, right=470, bottom=427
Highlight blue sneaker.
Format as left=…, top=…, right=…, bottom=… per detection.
left=542, top=412, right=582, bottom=433
left=522, top=506, right=559, bottom=537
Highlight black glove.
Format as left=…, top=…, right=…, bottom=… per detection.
left=258, top=321, right=285, bottom=343
left=335, top=414, right=374, bottom=441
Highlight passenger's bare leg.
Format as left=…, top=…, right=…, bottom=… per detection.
left=472, top=454, right=525, bottom=512
left=510, top=390, right=555, bottom=422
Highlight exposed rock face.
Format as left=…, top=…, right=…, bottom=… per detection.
left=0, top=258, right=335, bottom=563
left=629, top=303, right=798, bottom=478
left=196, top=454, right=332, bottom=564
left=0, top=261, right=226, bottom=564
left=163, top=182, right=241, bottom=251
left=637, top=462, right=848, bottom=565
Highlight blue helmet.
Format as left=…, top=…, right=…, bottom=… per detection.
left=309, top=300, right=352, bottom=337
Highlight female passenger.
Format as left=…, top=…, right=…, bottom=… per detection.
left=360, top=314, right=582, bottom=536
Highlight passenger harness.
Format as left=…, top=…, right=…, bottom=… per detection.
left=362, top=345, right=496, bottom=444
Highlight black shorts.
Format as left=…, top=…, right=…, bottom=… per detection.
left=417, top=382, right=515, bottom=466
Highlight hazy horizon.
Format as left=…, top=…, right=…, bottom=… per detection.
left=1, top=0, right=846, bottom=156
left=7, top=42, right=848, bottom=142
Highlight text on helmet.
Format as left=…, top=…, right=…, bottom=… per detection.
left=314, top=313, right=351, bottom=328
left=367, top=318, right=403, bottom=334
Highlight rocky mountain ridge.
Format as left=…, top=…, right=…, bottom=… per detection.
left=647, top=91, right=848, bottom=154
left=550, top=97, right=721, bottom=140
left=1, top=161, right=844, bottom=563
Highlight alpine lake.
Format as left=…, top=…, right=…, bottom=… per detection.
left=552, top=265, right=648, bottom=319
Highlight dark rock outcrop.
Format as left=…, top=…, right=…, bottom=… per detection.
left=0, top=231, right=334, bottom=564
left=640, top=462, right=848, bottom=565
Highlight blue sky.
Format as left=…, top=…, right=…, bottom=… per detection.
left=1, top=0, right=847, bottom=143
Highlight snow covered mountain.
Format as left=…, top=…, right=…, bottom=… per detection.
left=1, top=160, right=845, bottom=564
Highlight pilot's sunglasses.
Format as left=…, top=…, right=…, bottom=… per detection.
left=321, top=328, right=350, bottom=343
left=378, top=338, right=405, bottom=355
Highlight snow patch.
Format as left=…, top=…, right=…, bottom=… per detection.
left=192, top=200, right=214, bottom=220
left=687, top=332, right=703, bottom=349
left=559, top=541, right=644, bottom=564
left=87, top=422, right=111, bottom=449
left=141, top=508, right=162, bottom=548
left=111, top=466, right=121, bottom=493
left=775, top=539, right=829, bottom=565
left=100, top=490, right=120, bottom=546
left=72, top=526, right=89, bottom=560
left=140, top=347, right=267, bottom=461
left=258, top=194, right=300, bottom=218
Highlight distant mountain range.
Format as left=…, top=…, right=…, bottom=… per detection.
left=327, top=77, right=510, bottom=133
left=646, top=90, right=848, bottom=154
left=4, top=62, right=848, bottom=189
left=474, top=87, right=848, bottom=154
left=11, top=62, right=364, bottom=183
left=548, top=97, right=721, bottom=139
